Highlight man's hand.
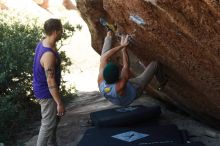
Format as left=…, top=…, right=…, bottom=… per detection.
left=120, top=35, right=130, bottom=47
left=57, top=102, right=65, bottom=116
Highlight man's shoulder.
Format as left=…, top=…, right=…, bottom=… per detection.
left=42, top=51, right=55, bottom=58
left=40, top=51, right=56, bottom=65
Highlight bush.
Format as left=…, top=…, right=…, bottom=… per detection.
left=0, top=11, right=78, bottom=144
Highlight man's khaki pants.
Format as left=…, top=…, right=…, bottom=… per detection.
left=37, top=98, right=59, bottom=146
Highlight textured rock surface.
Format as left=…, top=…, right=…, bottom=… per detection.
left=77, top=0, right=220, bottom=128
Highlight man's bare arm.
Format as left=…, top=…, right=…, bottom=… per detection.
left=45, top=66, right=59, bottom=89
left=116, top=35, right=131, bottom=95
left=120, top=48, right=130, bottom=80
left=98, top=44, right=127, bottom=85
left=41, top=52, right=64, bottom=116
left=100, top=44, right=127, bottom=64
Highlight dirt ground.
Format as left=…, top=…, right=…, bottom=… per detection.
left=24, top=91, right=220, bottom=146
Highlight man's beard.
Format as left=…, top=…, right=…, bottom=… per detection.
left=56, top=36, right=62, bottom=41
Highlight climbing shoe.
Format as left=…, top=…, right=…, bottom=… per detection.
left=99, top=18, right=117, bottom=32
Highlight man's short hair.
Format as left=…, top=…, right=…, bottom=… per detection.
left=44, top=18, right=62, bottom=36
left=103, top=63, right=120, bottom=84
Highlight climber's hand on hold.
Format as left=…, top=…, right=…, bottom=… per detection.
left=121, top=35, right=129, bottom=47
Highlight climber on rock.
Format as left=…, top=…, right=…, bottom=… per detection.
left=97, top=29, right=168, bottom=106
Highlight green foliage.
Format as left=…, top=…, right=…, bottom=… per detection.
left=0, top=11, right=78, bottom=144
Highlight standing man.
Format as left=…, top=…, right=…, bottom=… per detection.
left=33, top=18, right=64, bottom=146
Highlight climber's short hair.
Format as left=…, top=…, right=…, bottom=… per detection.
left=103, top=62, right=120, bottom=84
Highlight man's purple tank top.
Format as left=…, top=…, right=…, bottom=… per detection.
left=33, top=42, right=61, bottom=99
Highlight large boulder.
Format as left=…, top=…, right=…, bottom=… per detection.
left=76, top=0, right=220, bottom=128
